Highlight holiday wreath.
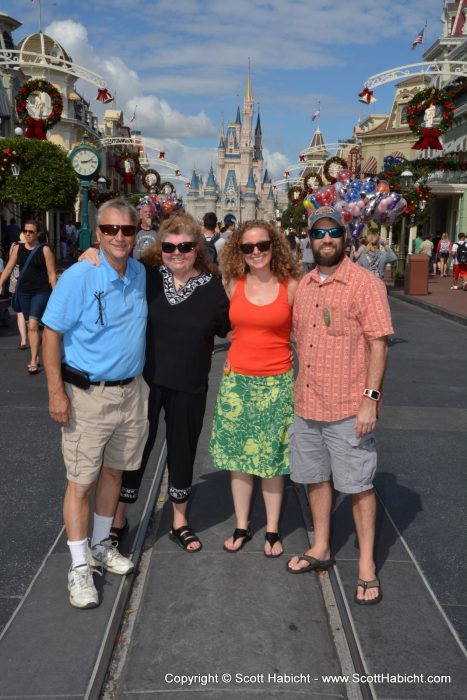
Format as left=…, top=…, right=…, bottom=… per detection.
left=323, top=156, right=347, bottom=184
left=15, top=79, right=63, bottom=139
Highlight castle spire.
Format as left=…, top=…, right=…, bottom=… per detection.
left=246, top=59, right=253, bottom=103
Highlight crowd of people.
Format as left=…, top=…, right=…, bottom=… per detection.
left=2, top=198, right=462, bottom=613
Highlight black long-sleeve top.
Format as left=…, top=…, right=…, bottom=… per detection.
left=143, top=265, right=230, bottom=393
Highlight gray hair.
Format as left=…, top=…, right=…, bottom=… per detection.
left=97, top=198, right=139, bottom=227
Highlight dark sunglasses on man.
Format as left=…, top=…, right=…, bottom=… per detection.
left=309, top=226, right=345, bottom=240
left=99, top=224, right=137, bottom=237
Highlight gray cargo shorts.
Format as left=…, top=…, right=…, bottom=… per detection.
left=288, top=414, right=377, bottom=494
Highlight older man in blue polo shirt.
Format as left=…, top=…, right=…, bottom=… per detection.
left=42, top=198, right=149, bottom=609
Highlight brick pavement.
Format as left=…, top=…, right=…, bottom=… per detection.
left=387, top=270, right=467, bottom=324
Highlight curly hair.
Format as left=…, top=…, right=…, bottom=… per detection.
left=219, top=219, right=302, bottom=283
left=143, top=212, right=217, bottom=274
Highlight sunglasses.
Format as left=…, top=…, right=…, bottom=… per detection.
left=309, top=227, right=345, bottom=240
left=23, top=229, right=37, bottom=234
left=239, top=240, right=272, bottom=254
left=161, top=241, right=196, bottom=253
left=99, top=224, right=137, bottom=237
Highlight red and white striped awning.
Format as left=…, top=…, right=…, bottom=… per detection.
left=361, top=156, right=378, bottom=174
left=390, top=151, right=405, bottom=159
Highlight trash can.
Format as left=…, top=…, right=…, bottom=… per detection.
left=404, top=254, right=429, bottom=295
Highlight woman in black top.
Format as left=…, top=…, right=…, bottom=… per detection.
left=113, top=213, right=230, bottom=551
left=0, top=219, right=56, bottom=374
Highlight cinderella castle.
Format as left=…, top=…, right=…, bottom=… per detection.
left=186, top=67, right=276, bottom=224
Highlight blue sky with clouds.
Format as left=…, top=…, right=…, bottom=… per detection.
left=3, top=0, right=443, bottom=178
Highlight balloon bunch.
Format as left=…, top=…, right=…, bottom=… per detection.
left=302, top=170, right=407, bottom=238
left=140, top=192, right=183, bottom=218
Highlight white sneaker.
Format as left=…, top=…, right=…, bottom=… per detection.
left=68, top=564, right=99, bottom=609
left=90, top=538, right=134, bottom=575
left=450, top=285, right=458, bottom=290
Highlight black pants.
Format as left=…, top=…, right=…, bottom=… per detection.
left=119, top=383, right=207, bottom=504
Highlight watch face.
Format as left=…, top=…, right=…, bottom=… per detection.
left=71, top=148, right=99, bottom=177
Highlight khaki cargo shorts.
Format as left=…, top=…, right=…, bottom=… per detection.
left=62, top=375, right=149, bottom=485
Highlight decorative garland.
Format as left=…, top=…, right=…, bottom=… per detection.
left=288, top=185, right=305, bottom=205
left=142, top=168, right=161, bottom=191
left=303, top=172, right=323, bottom=191
left=159, top=181, right=175, bottom=195
left=89, top=189, right=122, bottom=208
left=0, top=146, right=29, bottom=185
left=323, top=156, right=347, bottom=184
left=15, top=79, right=63, bottom=140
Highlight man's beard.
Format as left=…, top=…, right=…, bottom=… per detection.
left=313, top=241, right=346, bottom=267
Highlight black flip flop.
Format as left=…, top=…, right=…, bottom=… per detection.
left=223, top=527, right=252, bottom=553
left=109, top=518, right=129, bottom=546
left=264, top=531, right=283, bottom=558
left=354, top=578, right=382, bottom=605
left=286, top=553, right=335, bottom=574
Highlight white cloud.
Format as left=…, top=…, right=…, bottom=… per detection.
left=44, top=19, right=215, bottom=140
left=262, top=149, right=290, bottom=180
left=126, top=97, right=215, bottom=139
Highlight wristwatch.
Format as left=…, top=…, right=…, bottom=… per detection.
left=363, top=388, right=382, bottom=401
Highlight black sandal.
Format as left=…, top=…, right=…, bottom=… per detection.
left=169, top=525, right=202, bottom=552
left=223, top=528, right=252, bottom=553
left=109, top=518, right=129, bottom=546
left=264, top=531, right=283, bottom=558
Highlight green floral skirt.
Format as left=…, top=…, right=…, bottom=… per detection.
left=209, top=370, right=294, bottom=477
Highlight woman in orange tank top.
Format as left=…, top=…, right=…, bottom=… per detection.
left=209, top=221, right=301, bottom=557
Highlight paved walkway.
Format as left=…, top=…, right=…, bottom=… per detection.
left=386, top=271, right=467, bottom=324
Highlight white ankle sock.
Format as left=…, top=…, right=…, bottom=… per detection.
left=68, top=538, right=88, bottom=568
left=91, top=513, right=113, bottom=547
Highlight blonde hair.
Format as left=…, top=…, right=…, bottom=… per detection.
left=219, top=220, right=301, bottom=283
left=143, top=212, right=216, bottom=274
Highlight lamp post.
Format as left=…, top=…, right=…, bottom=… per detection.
left=395, top=169, right=413, bottom=286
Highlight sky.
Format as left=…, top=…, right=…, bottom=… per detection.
left=2, top=0, right=445, bottom=181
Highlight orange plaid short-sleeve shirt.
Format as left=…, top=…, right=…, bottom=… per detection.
left=293, top=256, right=393, bottom=422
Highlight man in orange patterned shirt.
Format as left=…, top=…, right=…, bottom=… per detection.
left=286, top=206, right=393, bottom=606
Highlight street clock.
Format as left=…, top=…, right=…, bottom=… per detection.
left=69, top=143, right=101, bottom=179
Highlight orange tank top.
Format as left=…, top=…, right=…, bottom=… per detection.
left=228, top=277, right=292, bottom=376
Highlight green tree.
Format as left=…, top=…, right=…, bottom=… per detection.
left=0, top=137, right=79, bottom=213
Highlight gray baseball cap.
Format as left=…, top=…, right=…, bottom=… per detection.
left=308, top=206, right=344, bottom=230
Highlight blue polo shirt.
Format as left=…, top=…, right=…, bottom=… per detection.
left=42, top=251, right=147, bottom=381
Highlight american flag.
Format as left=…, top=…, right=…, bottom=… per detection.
left=411, top=25, right=425, bottom=50
left=311, top=107, right=320, bottom=121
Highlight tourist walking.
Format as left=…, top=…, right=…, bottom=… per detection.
left=0, top=220, right=56, bottom=373
left=451, top=232, right=467, bottom=290
left=42, top=198, right=149, bottom=609
left=210, top=220, right=301, bottom=557
left=355, top=229, right=397, bottom=279
left=286, top=206, right=393, bottom=606
left=436, top=233, right=451, bottom=277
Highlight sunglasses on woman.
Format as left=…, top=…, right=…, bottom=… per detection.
left=309, top=227, right=345, bottom=240
left=239, top=240, right=272, bottom=254
left=161, top=241, right=196, bottom=253
left=99, top=224, right=137, bottom=237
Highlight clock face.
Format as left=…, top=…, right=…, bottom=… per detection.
left=71, top=148, right=100, bottom=177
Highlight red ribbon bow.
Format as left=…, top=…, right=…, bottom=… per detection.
left=96, top=88, right=113, bottom=104
left=25, top=117, right=47, bottom=140
left=412, top=128, right=443, bottom=151
left=299, top=155, right=305, bottom=162
left=159, top=151, right=165, bottom=159
left=358, top=87, right=374, bottom=104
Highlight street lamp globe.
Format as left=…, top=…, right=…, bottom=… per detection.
left=400, top=170, right=413, bottom=190
left=14, top=127, right=24, bottom=136
left=97, top=176, right=107, bottom=193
